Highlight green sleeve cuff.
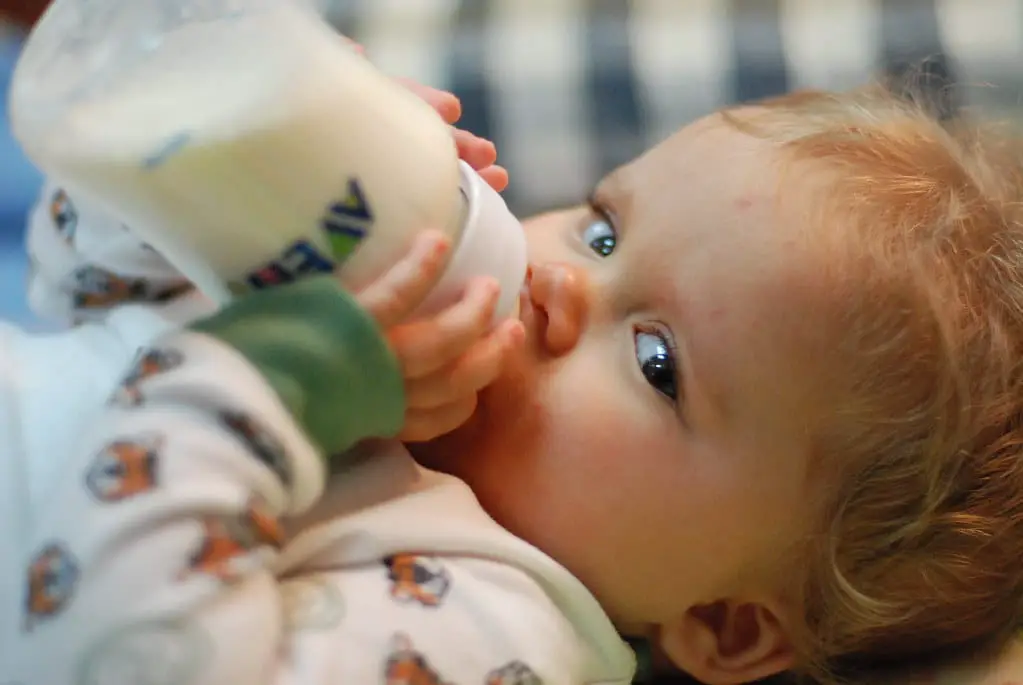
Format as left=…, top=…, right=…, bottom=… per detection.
left=190, top=276, right=405, bottom=458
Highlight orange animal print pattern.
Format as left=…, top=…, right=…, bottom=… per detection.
left=182, top=497, right=284, bottom=583
left=486, top=661, right=543, bottom=685
left=384, top=634, right=451, bottom=685
left=112, top=348, right=184, bottom=406
left=25, top=542, right=79, bottom=630
left=84, top=436, right=162, bottom=503
left=49, top=188, right=78, bottom=244
left=69, top=266, right=191, bottom=312
left=384, top=555, right=451, bottom=608
left=70, top=266, right=151, bottom=310
left=219, top=410, right=293, bottom=487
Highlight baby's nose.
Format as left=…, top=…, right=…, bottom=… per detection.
left=525, top=262, right=591, bottom=356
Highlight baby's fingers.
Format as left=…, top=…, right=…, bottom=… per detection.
left=406, top=319, right=524, bottom=409
left=400, top=395, right=479, bottom=443
left=389, top=277, right=500, bottom=377
left=354, top=231, right=450, bottom=329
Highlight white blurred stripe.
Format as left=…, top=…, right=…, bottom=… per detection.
left=0, top=246, right=45, bottom=329
left=629, top=0, right=733, bottom=146
left=780, top=0, right=881, bottom=90
left=358, top=0, right=458, bottom=86
left=935, top=0, right=1023, bottom=64
left=486, top=0, right=595, bottom=203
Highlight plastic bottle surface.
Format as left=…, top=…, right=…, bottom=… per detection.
left=9, top=0, right=526, bottom=321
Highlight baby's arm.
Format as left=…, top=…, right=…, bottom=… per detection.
left=24, top=180, right=194, bottom=326
left=0, top=183, right=212, bottom=597
left=14, top=232, right=533, bottom=685
left=14, top=275, right=406, bottom=685
left=0, top=182, right=208, bottom=662
left=276, top=553, right=591, bottom=685
left=14, top=281, right=588, bottom=685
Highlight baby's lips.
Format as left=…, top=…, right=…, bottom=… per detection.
left=517, top=268, right=543, bottom=340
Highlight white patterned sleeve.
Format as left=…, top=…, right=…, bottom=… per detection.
left=25, top=180, right=192, bottom=325
left=14, top=331, right=327, bottom=685
left=14, top=326, right=589, bottom=685
left=276, top=554, right=590, bottom=685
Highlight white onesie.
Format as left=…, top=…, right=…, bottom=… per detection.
left=0, top=181, right=212, bottom=676
left=10, top=327, right=636, bottom=685
left=1, top=184, right=638, bottom=685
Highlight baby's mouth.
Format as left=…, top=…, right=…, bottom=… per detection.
left=517, top=284, right=546, bottom=345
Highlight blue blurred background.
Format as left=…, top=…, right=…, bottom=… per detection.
left=3, top=0, right=1023, bottom=331
left=0, top=25, right=42, bottom=327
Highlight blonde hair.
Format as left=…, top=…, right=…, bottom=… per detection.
left=727, top=88, right=1023, bottom=683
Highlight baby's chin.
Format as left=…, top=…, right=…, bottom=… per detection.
left=408, top=383, right=508, bottom=476
left=409, top=333, right=554, bottom=508
left=410, top=365, right=543, bottom=478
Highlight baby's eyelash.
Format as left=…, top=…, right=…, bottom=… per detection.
left=586, top=193, right=614, bottom=224
left=634, top=323, right=682, bottom=404
left=636, top=322, right=680, bottom=364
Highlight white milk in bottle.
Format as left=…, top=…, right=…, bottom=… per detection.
left=9, top=0, right=525, bottom=320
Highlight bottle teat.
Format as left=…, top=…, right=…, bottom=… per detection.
left=411, top=161, right=527, bottom=325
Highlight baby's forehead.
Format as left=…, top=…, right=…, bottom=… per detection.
left=630, top=113, right=794, bottom=213
left=671, top=106, right=780, bottom=151
left=632, top=149, right=847, bottom=408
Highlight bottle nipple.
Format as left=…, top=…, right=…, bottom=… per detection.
left=413, top=161, right=527, bottom=326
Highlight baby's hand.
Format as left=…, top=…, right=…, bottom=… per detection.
left=354, top=231, right=525, bottom=442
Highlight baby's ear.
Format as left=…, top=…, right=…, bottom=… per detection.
left=657, top=600, right=795, bottom=685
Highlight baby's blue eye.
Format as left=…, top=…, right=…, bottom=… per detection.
left=635, top=328, right=678, bottom=402
left=583, top=218, right=617, bottom=257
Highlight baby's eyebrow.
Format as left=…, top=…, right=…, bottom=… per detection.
left=591, top=170, right=632, bottom=222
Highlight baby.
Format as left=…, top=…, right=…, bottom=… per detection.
left=11, top=84, right=1023, bottom=685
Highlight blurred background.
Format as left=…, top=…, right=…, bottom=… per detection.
left=1, top=3, right=1021, bottom=682
left=1, top=0, right=1021, bottom=318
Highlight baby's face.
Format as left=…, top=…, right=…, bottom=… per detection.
left=413, top=113, right=832, bottom=631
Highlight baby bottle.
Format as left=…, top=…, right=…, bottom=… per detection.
left=7, top=0, right=526, bottom=323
